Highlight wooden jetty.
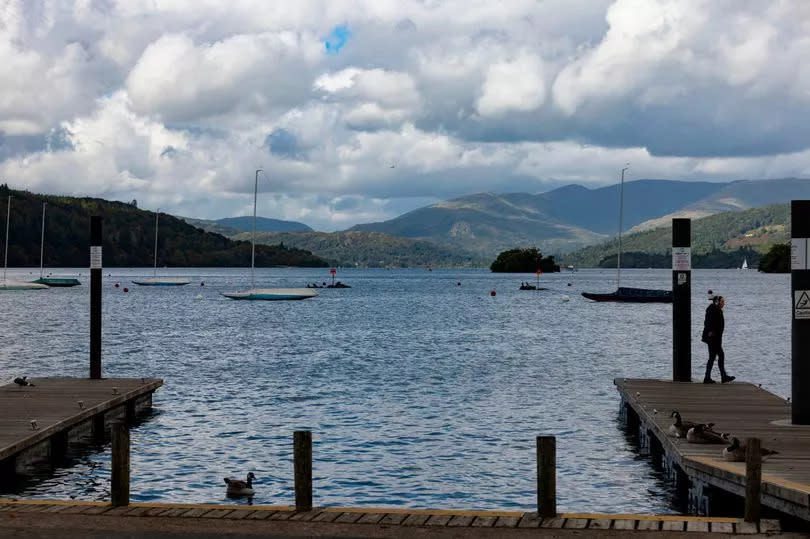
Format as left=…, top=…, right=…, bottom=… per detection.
left=0, top=377, right=162, bottom=481
left=616, top=378, right=810, bottom=522
left=0, top=500, right=783, bottom=534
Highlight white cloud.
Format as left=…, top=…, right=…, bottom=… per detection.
left=0, top=0, right=809, bottom=231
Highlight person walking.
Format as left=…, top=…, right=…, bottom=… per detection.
left=702, top=294, right=735, bottom=384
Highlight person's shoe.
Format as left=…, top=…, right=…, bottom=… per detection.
left=703, top=377, right=716, bottom=384
left=721, top=376, right=736, bottom=383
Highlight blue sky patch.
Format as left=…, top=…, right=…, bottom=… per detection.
left=324, top=24, right=351, bottom=54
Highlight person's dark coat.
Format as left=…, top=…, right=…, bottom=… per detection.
left=702, top=303, right=724, bottom=343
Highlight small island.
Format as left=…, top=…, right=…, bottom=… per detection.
left=490, top=248, right=560, bottom=273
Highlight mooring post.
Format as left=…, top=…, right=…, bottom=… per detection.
left=744, top=437, right=762, bottom=522
left=111, top=421, right=130, bottom=506
left=792, top=200, right=810, bottom=424
left=90, top=216, right=102, bottom=379
left=294, top=430, right=312, bottom=511
left=536, top=436, right=557, bottom=517
left=672, top=218, right=692, bottom=382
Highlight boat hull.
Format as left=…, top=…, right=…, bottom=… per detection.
left=0, top=279, right=49, bottom=290
left=133, top=277, right=191, bottom=286
left=32, top=277, right=81, bottom=287
left=222, top=288, right=318, bottom=301
left=582, top=287, right=672, bottom=303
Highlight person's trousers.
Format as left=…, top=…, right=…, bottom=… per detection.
left=705, top=340, right=728, bottom=379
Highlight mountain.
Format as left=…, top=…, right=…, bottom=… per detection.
left=233, top=230, right=485, bottom=268
left=562, top=204, right=790, bottom=268
left=0, top=185, right=328, bottom=268
left=183, top=216, right=312, bottom=236
left=347, top=178, right=810, bottom=258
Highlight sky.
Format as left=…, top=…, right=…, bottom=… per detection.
left=1, top=0, right=809, bottom=231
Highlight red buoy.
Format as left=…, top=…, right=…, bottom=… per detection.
left=490, top=290, right=496, bottom=296
left=123, top=287, right=129, bottom=293
left=114, top=282, right=119, bottom=288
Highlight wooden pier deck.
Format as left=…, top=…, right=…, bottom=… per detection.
left=616, top=378, right=810, bottom=521
left=0, top=377, right=162, bottom=479
left=0, top=500, right=784, bottom=535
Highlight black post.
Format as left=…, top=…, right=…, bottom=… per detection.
left=111, top=422, right=130, bottom=506
left=90, top=216, right=102, bottom=379
left=792, top=200, right=810, bottom=424
left=672, top=218, right=691, bottom=382
left=744, top=437, right=762, bottom=522
left=293, top=431, right=312, bottom=511
left=536, top=436, right=557, bottom=517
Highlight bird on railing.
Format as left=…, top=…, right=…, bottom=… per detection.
left=224, top=472, right=255, bottom=496
left=14, top=376, right=34, bottom=387
left=668, top=411, right=713, bottom=438
left=722, top=437, right=778, bottom=462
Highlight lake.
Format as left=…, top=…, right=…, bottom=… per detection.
left=0, top=267, right=792, bottom=513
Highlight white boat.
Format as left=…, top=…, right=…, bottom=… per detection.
left=133, top=210, right=190, bottom=286
left=222, top=169, right=317, bottom=301
left=31, top=202, right=80, bottom=287
left=1, top=195, right=48, bottom=291
left=741, top=258, right=749, bottom=270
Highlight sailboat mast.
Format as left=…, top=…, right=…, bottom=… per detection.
left=617, top=166, right=628, bottom=289
left=251, top=169, right=261, bottom=289
left=39, top=202, right=46, bottom=279
left=153, top=210, right=159, bottom=277
left=3, top=195, right=10, bottom=283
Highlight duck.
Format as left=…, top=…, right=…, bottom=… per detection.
left=224, top=472, right=255, bottom=496
left=722, top=437, right=779, bottom=462
left=686, top=423, right=729, bottom=444
left=668, top=411, right=712, bottom=438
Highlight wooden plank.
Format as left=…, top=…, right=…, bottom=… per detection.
left=401, top=514, right=430, bottom=526
left=333, top=512, right=362, bottom=524
left=686, top=520, right=710, bottom=532
left=517, top=513, right=540, bottom=528
left=471, top=516, right=497, bottom=527
left=612, top=519, right=636, bottom=530
left=494, top=516, right=520, bottom=527
left=588, top=518, right=612, bottom=529
left=540, top=517, right=565, bottom=528
left=356, top=513, right=385, bottom=524
left=636, top=520, right=660, bottom=531
left=736, top=521, right=758, bottom=534
left=225, top=509, right=256, bottom=520
left=201, top=509, right=233, bottom=518
left=288, top=510, right=322, bottom=521
left=563, top=518, right=588, bottom=529
left=447, top=515, right=474, bottom=527
left=424, top=514, right=452, bottom=526
left=759, top=519, right=781, bottom=533
left=710, top=521, right=734, bottom=533
left=379, top=513, right=408, bottom=525
left=661, top=520, right=685, bottom=532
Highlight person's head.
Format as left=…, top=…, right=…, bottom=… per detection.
left=714, top=295, right=725, bottom=308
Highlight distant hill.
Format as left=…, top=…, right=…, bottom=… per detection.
left=0, top=185, right=328, bottom=268
left=562, top=204, right=790, bottom=268
left=183, top=216, right=312, bottom=236
left=347, top=178, right=810, bottom=259
left=233, top=230, right=485, bottom=268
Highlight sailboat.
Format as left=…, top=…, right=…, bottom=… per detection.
left=31, top=202, right=80, bottom=287
left=1, top=195, right=48, bottom=291
left=582, top=167, right=672, bottom=303
left=741, top=258, right=749, bottom=270
left=222, top=169, right=317, bottom=301
left=133, top=210, right=190, bottom=286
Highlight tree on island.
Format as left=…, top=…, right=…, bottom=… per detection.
left=490, top=248, right=560, bottom=273
left=758, top=243, right=790, bottom=273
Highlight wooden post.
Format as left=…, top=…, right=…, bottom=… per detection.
left=90, top=216, right=102, bottom=379
left=672, top=218, right=691, bottom=382
left=791, top=200, right=810, bottom=424
left=537, top=436, right=556, bottom=517
left=111, top=422, right=130, bottom=506
left=744, top=437, right=761, bottom=522
left=294, top=431, right=312, bottom=511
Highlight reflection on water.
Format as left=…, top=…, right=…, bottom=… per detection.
left=0, top=267, right=790, bottom=512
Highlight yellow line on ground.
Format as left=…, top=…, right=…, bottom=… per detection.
left=322, top=507, right=523, bottom=517
left=561, top=513, right=739, bottom=523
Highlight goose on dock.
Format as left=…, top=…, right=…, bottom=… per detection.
left=668, top=411, right=712, bottom=438
left=686, top=424, right=728, bottom=444
left=722, top=437, right=779, bottom=462
left=224, top=472, right=255, bottom=496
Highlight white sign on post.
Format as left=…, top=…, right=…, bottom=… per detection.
left=792, top=238, right=808, bottom=270
left=672, top=247, right=691, bottom=271
left=90, top=246, right=102, bottom=269
left=796, top=290, right=810, bottom=320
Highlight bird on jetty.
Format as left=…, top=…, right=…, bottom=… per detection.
left=668, top=411, right=712, bottom=438
left=686, top=424, right=729, bottom=444
left=224, top=472, right=255, bottom=496
left=722, top=437, right=779, bottom=462
left=14, top=376, right=34, bottom=387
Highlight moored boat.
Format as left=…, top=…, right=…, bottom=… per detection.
left=581, top=286, right=672, bottom=303
left=222, top=288, right=318, bottom=300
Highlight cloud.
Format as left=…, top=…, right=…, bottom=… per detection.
left=0, top=0, right=809, bottom=232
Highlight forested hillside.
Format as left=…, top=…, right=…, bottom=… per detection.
left=0, top=185, right=327, bottom=268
